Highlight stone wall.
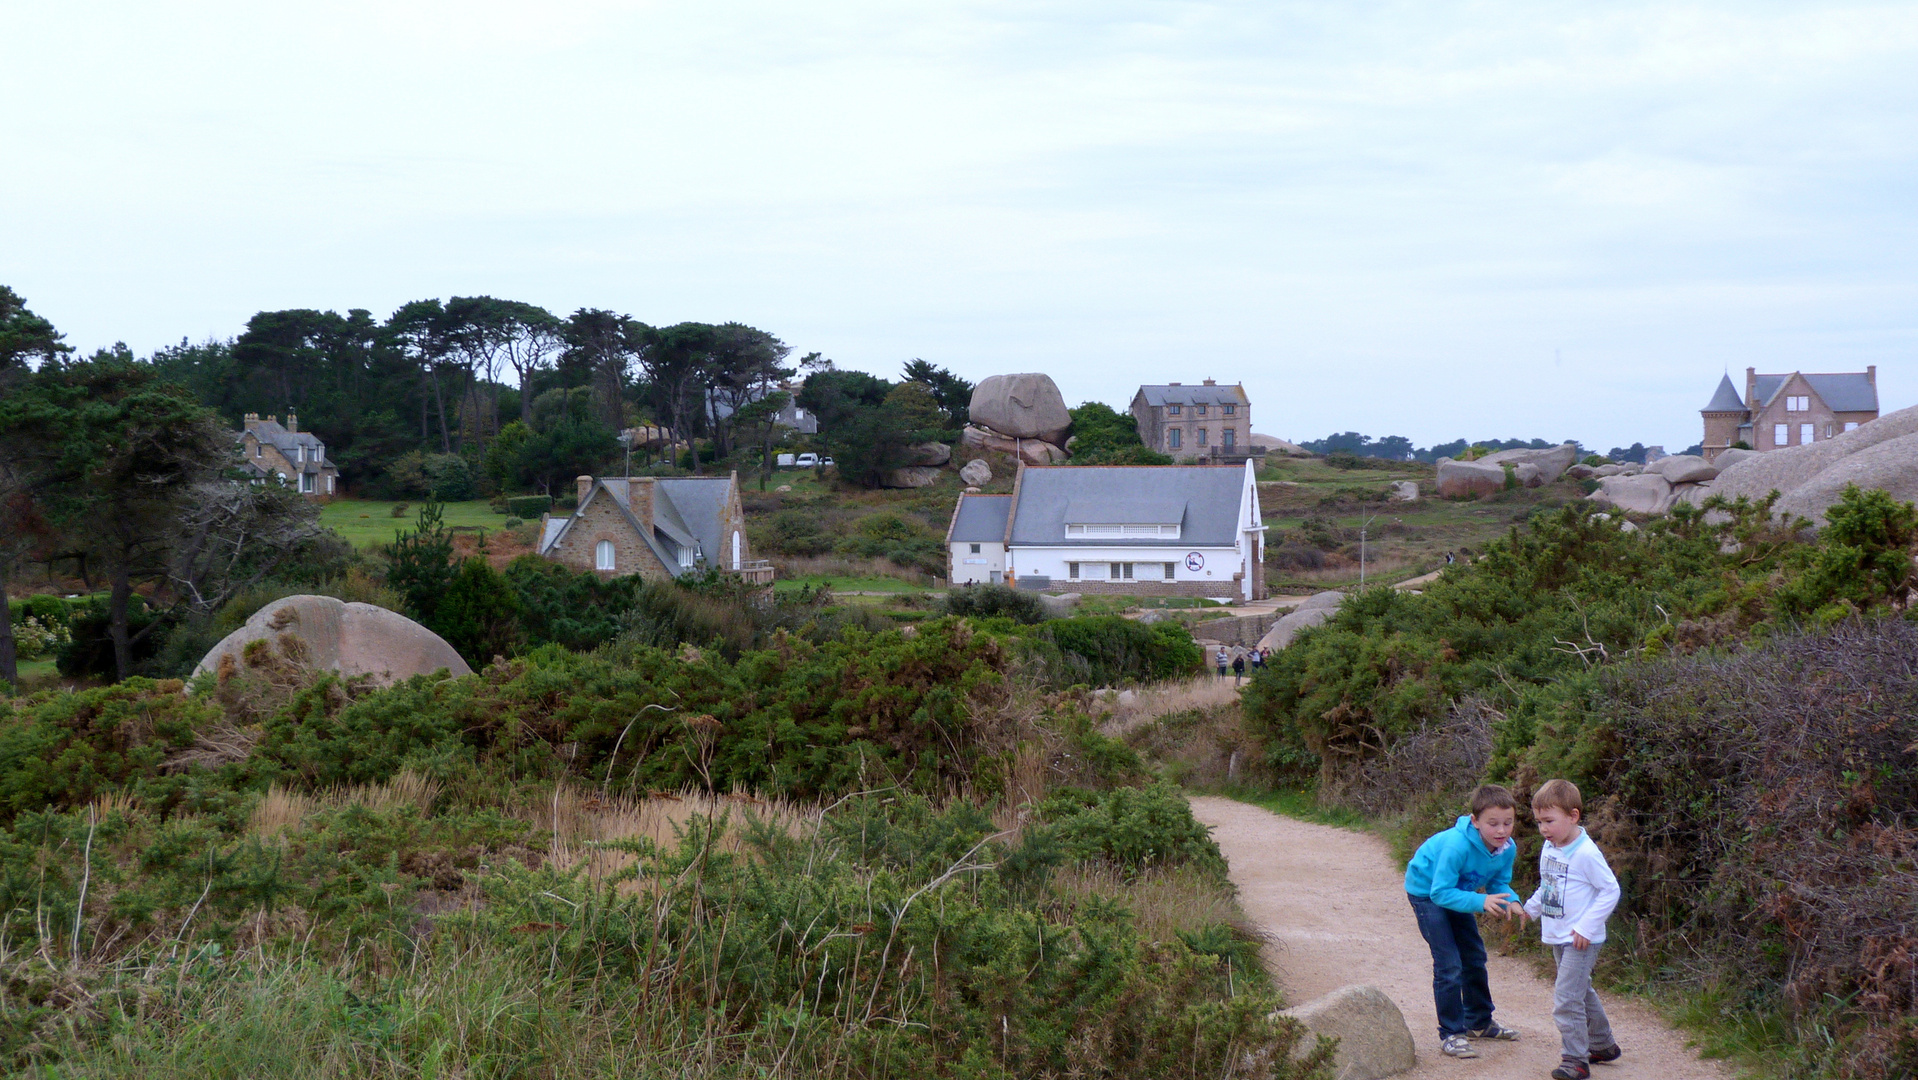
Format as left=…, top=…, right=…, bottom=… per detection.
left=1042, top=579, right=1242, bottom=599
left=1187, top=611, right=1282, bottom=646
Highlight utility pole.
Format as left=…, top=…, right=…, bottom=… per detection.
left=1359, top=508, right=1383, bottom=587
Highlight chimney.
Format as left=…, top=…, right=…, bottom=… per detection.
left=285, top=411, right=298, bottom=433
left=1745, top=367, right=1757, bottom=411
left=244, top=412, right=258, bottom=423
left=628, top=477, right=656, bottom=532
left=1168, top=381, right=1181, bottom=386
left=576, top=475, right=594, bottom=505
left=1202, top=378, right=1216, bottom=386
left=1868, top=365, right=1877, bottom=386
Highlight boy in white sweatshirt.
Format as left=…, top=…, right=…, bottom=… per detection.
left=1522, top=780, right=1622, bottom=1080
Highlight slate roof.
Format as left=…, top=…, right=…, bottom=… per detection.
left=947, top=494, right=1012, bottom=544
left=1701, top=374, right=1746, bottom=413
left=1750, top=372, right=1878, bottom=413
left=1009, top=466, right=1247, bottom=547
left=1134, top=384, right=1247, bottom=408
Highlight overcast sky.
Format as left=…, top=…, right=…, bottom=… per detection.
left=4, top=1, right=1914, bottom=451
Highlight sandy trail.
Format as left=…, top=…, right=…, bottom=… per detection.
left=1189, top=796, right=1732, bottom=1080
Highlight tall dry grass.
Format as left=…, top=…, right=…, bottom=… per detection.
left=1095, top=676, right=1244, bottom=738
left=770, top=554, right=944, bottom=587
left=516, top=784, right=810, bottom=893
left=247, top=770, right=442, bottom=837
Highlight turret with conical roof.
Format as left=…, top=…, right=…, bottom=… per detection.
left=1700, top=374, right=1750, bottom=463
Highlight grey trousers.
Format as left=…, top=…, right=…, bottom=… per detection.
left=1550, top=942, right=1615, bottom=1064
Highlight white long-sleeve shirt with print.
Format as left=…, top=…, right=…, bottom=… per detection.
left=1522, top=828, right=1620, bottom=945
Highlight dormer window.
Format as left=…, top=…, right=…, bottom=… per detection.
left=1222, top=404, right=1236, bottom=416
left=1066, top=523, right=1182, bottom=537
left=1195, top=404, right=1207, bottom=416
left=1167, top=404, right=1181, bottom=416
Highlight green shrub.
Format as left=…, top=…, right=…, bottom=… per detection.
left=1028, top=616, right=1202, bottom=686
left=1036, top=781, right=1230, bottom=879
left=942, top=584, right=1046, bottom=624
left=507, top=494, right=550, bottom=519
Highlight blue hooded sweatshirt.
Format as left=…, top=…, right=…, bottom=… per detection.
left=1404, top=814, right=1521, bottom=913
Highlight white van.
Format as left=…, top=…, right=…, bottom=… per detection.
left=776, top=453, right=796, bottom=467
left=795, top=452, right=820, bottom=468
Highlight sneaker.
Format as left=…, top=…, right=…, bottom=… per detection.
left=1441, top=1035, right=1478, bottom=1059
left=1589, top=1044, right=1622, bottom=1065
left=1468, top=1022, right=1520, bottom=1041
left=1551, top=1062, right=1591, bottom=1080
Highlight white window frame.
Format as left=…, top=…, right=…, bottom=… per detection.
left=1801, top=423, right=1815, bottom=445
left=1066, top=523, right=1180, bottom=538
left=1068, top=561, right=1080, bottom=580
left=1845, top=421, right=1860, bottom=432
left=1774, top=423, right=1788, bottom=447
left=1162, top=562, right=1177, bottom=580
left=970, top=543, right=981, bottom=554
left=1114, top=562, right=1135, bottom=581
left=1786, top=395, right=1809, bottom=412
left=596, top=540, right=616, bottom=571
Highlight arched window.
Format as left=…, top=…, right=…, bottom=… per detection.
left=595, top=540, right=615, bottom=571
left=731, top=530, right=742, bottom=570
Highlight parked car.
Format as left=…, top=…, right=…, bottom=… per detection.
left=821, top=457, right=835, bottom=468
left=776, top=453, right=796, bottom=467
left=795, top=452, right=820, bottom=468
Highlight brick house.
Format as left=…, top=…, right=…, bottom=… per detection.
left=1700, top=367, right=1879, bottom=463
left=971, top=459, right=1264, bottom=601
left=1128, top=380, right=1252, bottom=461
left=239, top=412, right=339, bottom=497
left=537, top=472, right=771, bottom=583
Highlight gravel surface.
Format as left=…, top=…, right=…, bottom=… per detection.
left=1189, top=796, right=1735, bottom=1080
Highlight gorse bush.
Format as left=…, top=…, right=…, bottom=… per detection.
left=940, top=583, right=1046, bottom=624
left=1027, top=615, right=1204, bottom=687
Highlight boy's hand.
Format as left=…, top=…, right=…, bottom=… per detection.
left=1572, top=931, right=1590, bottom=950
left=1483, top=897, right=1517, bottom=919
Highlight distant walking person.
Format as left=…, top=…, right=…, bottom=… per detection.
left=1250, top=647, right=1265, bottom=676
left=1215, top=647, right=1229, bottom=679
left=1231, top=652, right=1245, bottom=683
left=1445, top=551, right=1456, bottom=566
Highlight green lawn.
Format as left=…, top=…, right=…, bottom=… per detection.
left=319, top=500, right=516, bottom=549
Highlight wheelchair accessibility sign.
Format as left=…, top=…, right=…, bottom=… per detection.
left=1184, top=552, right=1205, bottom=571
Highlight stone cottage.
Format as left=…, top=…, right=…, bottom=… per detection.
left=1128, top=380, right=1252, bottom=461
left=538, top=473, right=770, bottom=583
left=1701, top=367, right=1879, bottom=463
left=239, top=412, right=340, bottom=497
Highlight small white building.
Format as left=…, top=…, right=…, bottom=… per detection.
left=951, top=460, right=1264, bottom=601
left=945, top=493, right=1011, bottom=584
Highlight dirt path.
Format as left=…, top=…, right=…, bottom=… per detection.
left=1189, top=797, right=1733, bottom=1080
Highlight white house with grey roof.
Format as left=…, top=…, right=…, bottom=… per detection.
left=1701, top=367, right=1879, bottom=464
left=966, top=460, right=1264, bottom=600
left=945, top=494, right=1011, bottom=585
left=239, top=412, right=339, bottom=497
left=1129, top=380, right=1252, bottom=461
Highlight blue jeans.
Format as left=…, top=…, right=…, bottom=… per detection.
left=1409, top=893, right=1494, bottom=1038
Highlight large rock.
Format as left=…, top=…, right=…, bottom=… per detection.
left=909, top=441, right=952, bottom=466
left=962, top=424, right=1069, bottom=465
left=1565, top=463, right=1596, bottom=480
left=1646, top=454, right=1718, bottom=484
left=1713, top=447, right=1761, bottom=469
left=968, top=374, right=1072, bottom=444
left=194, top=595, right=471, bottom=687
left=1279, top=984, right=1417, bottom=1080
left=1589, top=473, right=1674, bottom=515
left=1257, top=592, right=1346, bottom=651
left=1389, top=481, right=1417, bottom=501
left=881, top=466, right=943, bottom=488
left=1712, top=404, right=1918, bottom=509
left=1038, top=592, right=1081, bottom=618
left=1513, top=463, right=1543, bottom=488
left=1592, top=464, right=1623, bottom=477
left=1250, top=433, right=1310, bottom=456
left=1772, top=430, right=1918, bottom=527
left=1673, top=481, right=1716, bottom=508
left=959, top=459, right=993, bottom=486
left=1436, top=459, right=1505, bottom=498
left=1480, top=443, right=1579, bottom=484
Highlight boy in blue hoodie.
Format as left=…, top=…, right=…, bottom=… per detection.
left=1404, top=784, right=1524, bottom=1059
